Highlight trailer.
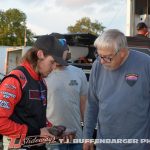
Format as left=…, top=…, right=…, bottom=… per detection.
left=0, top=46, right=30, bottom=81
left=126, top=0, right=150, bottom=36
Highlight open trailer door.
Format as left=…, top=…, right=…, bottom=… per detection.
left=6, top=47, right=22, bottom=74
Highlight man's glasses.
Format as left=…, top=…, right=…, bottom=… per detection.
left=98, top=50, right=119, bottom=63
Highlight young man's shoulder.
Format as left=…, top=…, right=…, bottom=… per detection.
left=68, top=65, right=82, bottom=72
left=8, top=69, right=27, bottom=89
left=68, top=65, right=87, bottom=77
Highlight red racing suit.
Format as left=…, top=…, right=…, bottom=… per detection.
left=0, top=61, right=47, bottom=139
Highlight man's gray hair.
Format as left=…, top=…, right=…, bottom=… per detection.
left=94, top=29, right=128, bottom=53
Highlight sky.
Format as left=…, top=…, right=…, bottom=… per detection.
left=1, top=0, right=127, bottom=36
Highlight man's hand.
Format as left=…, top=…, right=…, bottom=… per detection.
left=40, top=127, right=55, bottom=138
left=83, top=142, right=94, bottom=150
left=61, top=132, right=76, bottom=143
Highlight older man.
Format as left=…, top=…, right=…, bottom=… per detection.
left=83, top=29, right=150, bottom=150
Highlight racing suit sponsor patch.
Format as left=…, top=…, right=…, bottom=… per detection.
left=0, top=100, right=10, bottom=109
left=0, top=91, right=16, bottom=99
left=4, top=84, right=16, bottom=90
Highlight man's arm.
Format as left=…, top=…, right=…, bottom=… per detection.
left=79, top=68, right=88, bottom=123
left=0, top=77, right=28, bottom=138
left=83, top=61, right=99, bottom=150
left=80, top=95, right=87, bottom=122
left=83, top=60, right=99, bottom=139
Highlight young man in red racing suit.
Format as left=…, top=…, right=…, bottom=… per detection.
left=0, top=35, right=68, bottom=150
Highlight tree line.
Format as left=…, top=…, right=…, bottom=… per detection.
left=0, top=8, right=105, bottom=46
left=0, top=9, right=34, bottom=46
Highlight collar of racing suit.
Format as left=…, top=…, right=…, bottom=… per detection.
left=21, top=61, right=41, bottom=81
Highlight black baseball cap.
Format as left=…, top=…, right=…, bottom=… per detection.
left=136, top=22, right=148, bottom=30
left=34, top=35, right=68, bottom=66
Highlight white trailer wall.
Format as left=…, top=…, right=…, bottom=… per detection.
left=0, top=46, right=31, bottom=76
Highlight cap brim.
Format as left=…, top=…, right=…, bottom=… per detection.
left=52, top=55, right=68, bottom=66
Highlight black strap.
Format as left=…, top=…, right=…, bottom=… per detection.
left=1, top=74, right=23, bottom=93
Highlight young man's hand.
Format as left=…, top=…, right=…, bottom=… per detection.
left=40, top=127, right=55, bottom=138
